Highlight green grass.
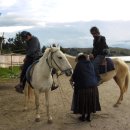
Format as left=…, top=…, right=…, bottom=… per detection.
left=0, top=66, right=21, bottom=79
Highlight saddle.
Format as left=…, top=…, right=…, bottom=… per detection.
left=99, top=58, right=115, bottom=74
left=26, top=60, right=59, bottom=90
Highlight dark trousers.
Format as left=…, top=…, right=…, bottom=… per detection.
left=92, top=55, right=105, bottom=80
left=20, top=56, right=34, bottom=89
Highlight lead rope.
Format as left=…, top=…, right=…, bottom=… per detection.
left=56, top=75, right=83, bottom=124
left=56, top=75, right=68, bottom=108
left=51, top=74, right=69, bottom=124
left=57, top=74, right=72, bottom=104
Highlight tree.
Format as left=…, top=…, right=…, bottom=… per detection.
left=12, top=32, right=26, bottom=54
left=2, top=38, right=13, bottom=53
left=3, top=32, right=26, bottom=54
left=0, top=32, right=5, bottom=54
left=60, top=46, right=66, bottom=53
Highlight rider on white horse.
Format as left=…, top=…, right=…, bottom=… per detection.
left=15, top=31, right=42, bottom=93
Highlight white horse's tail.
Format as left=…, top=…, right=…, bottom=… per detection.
left=28, top=85, right=34, bottom=100
left=123, top=72, right=130, bottom=93
left=24, top=84, right=34, bottom=103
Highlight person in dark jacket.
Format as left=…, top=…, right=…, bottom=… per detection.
left=89, top=26, right=109, bottom=82
left=15, top=31, right=42, bottom=93
left=70, top=53, right=101, bottom=122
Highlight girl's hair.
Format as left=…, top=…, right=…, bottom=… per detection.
left=90, top=26, right=100, bottom=35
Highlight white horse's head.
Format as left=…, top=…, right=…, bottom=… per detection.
left=45, top=45, right=73, bottom=76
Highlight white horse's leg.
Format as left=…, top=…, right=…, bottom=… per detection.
left=24, top=83, right=29, bottom=111
left=45, top=90, right=53, bottom=123
left=34, top=90, right=40, bottom=122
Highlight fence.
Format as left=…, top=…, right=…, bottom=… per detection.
left=1, top=55, right=130, bottom=68
left=110, top=56, right=130, bottom=62
left=0, top=54, right=25, bottom=68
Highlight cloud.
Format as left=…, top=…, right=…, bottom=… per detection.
left=1, top=20, right=130, bottom=49
left=0, top=0, right=17, bottom=8
left=1, top=0, right=130, bottom=26
left=0, top=14, right=46, bottom=27
left=0, top=0, right=130, bottom=49
left=0, top=26, right=33, bottom=33
left=0, top=0, right=130, bottom=34
left=0, top=0, right=57, bottom=28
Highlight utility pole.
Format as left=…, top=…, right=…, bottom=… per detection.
left=0, top=13, right=4, bottom=55
left=0, top=32, right=4, bottom=55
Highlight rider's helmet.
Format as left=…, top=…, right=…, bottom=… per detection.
left=20, top=31, right=31, bottom=40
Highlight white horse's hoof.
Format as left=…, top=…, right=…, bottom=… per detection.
left=48, top=119, right=53, bottom=124
left=35, top=118, right=40, bottom=122
left=113, top=104, right=119, bottom=107
left=23, top=107, right=28, bottom=111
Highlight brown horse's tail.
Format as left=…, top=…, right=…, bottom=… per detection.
left=123, top=72, right=130, bottom=93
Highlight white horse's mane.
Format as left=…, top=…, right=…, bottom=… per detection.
left=41, top=47, right=60, bottom=60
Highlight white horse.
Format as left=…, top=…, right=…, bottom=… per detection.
left=24, top=46, right=72, bottom=123
left=66, top=54, right=130, bottom=107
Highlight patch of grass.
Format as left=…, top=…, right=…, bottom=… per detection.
left=0, top=66, right=21, bottom=79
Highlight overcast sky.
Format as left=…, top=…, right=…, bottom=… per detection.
left=0, top=0, right=130, bottom=47
left=0, top=0, right=130, bottom=32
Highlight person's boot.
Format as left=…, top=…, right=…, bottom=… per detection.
left=78, top=114, right=85, bottom=122
left=86, top=113, right=91, bottom=122
left=15, top=83, right=24, bottom=94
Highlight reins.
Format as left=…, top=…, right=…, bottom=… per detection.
left=46, top=49, right=72, bottom=104
left=46, top=50, right=72, bottom=76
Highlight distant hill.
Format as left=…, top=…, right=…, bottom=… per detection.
left=64, top=47, right=130, bottom=56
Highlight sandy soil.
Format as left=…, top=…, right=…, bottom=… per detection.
left=0, top=75, right=130, bottom=130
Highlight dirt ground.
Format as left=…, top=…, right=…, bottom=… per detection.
left=0, top=75, right=130, bottom=130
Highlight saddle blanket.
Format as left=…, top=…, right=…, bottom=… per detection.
left=26, top=60, right=39, bottom=88
left=99, top=58, right=115, bottom=74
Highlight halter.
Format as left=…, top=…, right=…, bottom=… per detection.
left=46, top=50, right=72, bottom=76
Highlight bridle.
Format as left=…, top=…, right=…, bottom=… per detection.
left=46, top=50, right=72, bottom=76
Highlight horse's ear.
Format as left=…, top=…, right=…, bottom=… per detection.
left=49, top=44, right=55, bottom=52
left=50, top=44, right=53, bottom=48
left=48, top=46, right=53, bottom=52
left=49, top=47, right=53, bottom=52
left=57, top=44, right=60, bottom=49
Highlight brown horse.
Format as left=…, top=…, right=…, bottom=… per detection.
left=66, top=54, right=130, bottom=107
